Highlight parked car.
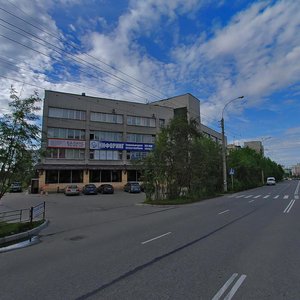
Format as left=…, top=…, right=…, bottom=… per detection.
left=98, top=184, right=114, bottom=194
left=266, top=177, right=276, bottom=185
left=9, top=182, right=22, bottom=193
left=82, top=184, right=98, bottom=195
left=64, top=184, right=80, bottom=196
left=124, top=182, right=141, bottom=193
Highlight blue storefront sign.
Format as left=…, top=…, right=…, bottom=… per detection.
left=90, top=141, right=154, bottom=151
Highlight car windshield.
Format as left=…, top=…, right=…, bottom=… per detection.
left=86, top=184, right=96, bottom=188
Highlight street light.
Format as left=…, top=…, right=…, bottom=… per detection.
left=221, top=96, right=244, bottom=192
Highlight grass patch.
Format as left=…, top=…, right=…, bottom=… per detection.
left=144, top=193, right=223, bottom=205
left=144, top=197, right=205, bottom=205
left=0, top=220, right=44, bottom=238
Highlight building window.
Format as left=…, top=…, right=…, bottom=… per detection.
left=49, top=107, right=86, bottom=120
left=45, top=170, right=83, bottom=184
left=126, top=133, right=155, bottom=143
left=46, top=148, right=85, bottom=159
left=127, top=151, right=148, bottom=160
left=89, top=150, right=122, bottom=160
left=90, top=131, right=123, bottom=141
left=159, top=119, right=165, bottom=128
left=90, top=112, right=123, bottom=124
left=127, top=116, right=156, bottom=127
left=48, top=128, right=85, bottom=140
left=89, top=170, right=122, bottom=182
left=127, top=170, right=141, bottom=181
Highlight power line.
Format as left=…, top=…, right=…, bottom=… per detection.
left=0, top=32, right=147, bottom=102
left=0, top=5, right=167, bottom=99
left=0, top=21, right=157, bottom=102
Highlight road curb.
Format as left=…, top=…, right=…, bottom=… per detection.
left=0, top=220, right=49, bottom=246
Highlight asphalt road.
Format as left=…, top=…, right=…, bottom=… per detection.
left=1, top=180, right=299, bottom=299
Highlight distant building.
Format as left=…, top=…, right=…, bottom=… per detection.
left=37, top=91, right=224, bottom=192
left=244, top=141, right=264, bottom=155
left=292, top=163, right=300, bottom=176
left=227, top=144, right=242, bottom=152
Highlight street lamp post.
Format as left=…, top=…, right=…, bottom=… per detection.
left=221, top=96, right=244, bottom=192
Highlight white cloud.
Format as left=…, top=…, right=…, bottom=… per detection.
left=170, top=0, right=300, bottom=120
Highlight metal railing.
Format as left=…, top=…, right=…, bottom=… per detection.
left=0, top=202, right=45, bottom=224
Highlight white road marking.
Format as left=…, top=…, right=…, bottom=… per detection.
left=273, top=195, right=279, bottom=199
left=283, top=195, right=289, bottom=199
left=236, top=195, right=245, bottom=198
left=284, top=200, right=295, bottom=214
left=244, top=195, right=253, bottom=198
left=212, top=273, right=247, bottom=300
left=141, top=232, right=172, bottom=245
left=218, top=209, right=230, bottom=215
left=294, top=181, right=300, bottom=195
left=248, top=200, right=255, bottom=203
left=263, top=195, right=270, bottom=199
left=224, top=275, right=247, bottom=300
left=212, top=273, right=238, bottom=300
left=254, top=195, right=261, bottom=199
left=295, top=195, right=299, bottom=200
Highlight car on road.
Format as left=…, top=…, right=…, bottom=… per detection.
left=266, top=177, right=276, bottom=185
left=9, top=182, right=22, bottom=193
left=64, top=184, right=80, bottom=196
left=124, top=182, right=141, bottom=193
left=82, top=184, right=98, bottom=195
left=98, top=184, right=114, bottom=194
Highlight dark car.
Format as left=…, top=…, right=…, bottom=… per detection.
left=82, top=184, right=98, bottom=195
left=124, top=182, right=141, bottom=193
left=64, top=184, right=80, bottom=196
left=98, top=184, right=114, bottom=194
left=9, top=182, right=22, bottom=193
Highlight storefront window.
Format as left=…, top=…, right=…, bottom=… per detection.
left=59, top=170, right=71, bottom=183
left=90, top=170, right=100, bottom=182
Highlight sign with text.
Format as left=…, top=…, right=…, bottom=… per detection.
left=48, top=139, right=86, bottom=149
left=90, top=141, right=154, bottom=152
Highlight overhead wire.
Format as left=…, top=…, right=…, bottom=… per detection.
left=0, top=32, right=146, bottom=102
left=0, top=58, right=146, bottom=101
left=0, top=5, right=167, bottom=100
left=0, top=21, right=151, bottom=101
left=4, top=2, right=167, bottom=98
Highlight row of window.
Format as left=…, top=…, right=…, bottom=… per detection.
left=48, top=128, right=155, bottom=143
left=49, top=107, right=86, bottom=120
left=46, top=149, right=150, bottom=160
left=48, top=107, right=165, bottom=128
left=46, top=148, right=85, bottom=159
left=45, top=169, right=141, bottom=184
left=48, top=128, right=85, bottom=140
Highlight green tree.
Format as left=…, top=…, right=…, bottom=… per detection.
left=0, top=87, right=41, bottom=199
left=227, top=147, right=284, bottom=191
left=140, top=115, right=201, bottom=200
left=190, top=137, right=223, bottom=198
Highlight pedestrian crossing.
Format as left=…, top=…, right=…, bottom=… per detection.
left=229, top=194, right=293, bottom=200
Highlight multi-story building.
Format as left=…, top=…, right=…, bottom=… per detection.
left=292, top=163, right=300, bottom=177
left=37, top=91, right=223, bottom=192
left=244, top=141, right=264, bottom=155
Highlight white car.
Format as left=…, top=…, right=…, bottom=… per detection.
left=266, top=177, right=276, bottom=185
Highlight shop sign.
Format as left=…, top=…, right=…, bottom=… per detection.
left=90, top=141, right=154, bottom=151
left=48, top=139, right=86, bottom=149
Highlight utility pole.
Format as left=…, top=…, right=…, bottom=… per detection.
left=221, top=96, right=244, bottom=193
left=221, top=118, right=227, bottom=192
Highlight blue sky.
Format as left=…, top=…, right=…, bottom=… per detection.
left=0, top=0, right=299, bottom=167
